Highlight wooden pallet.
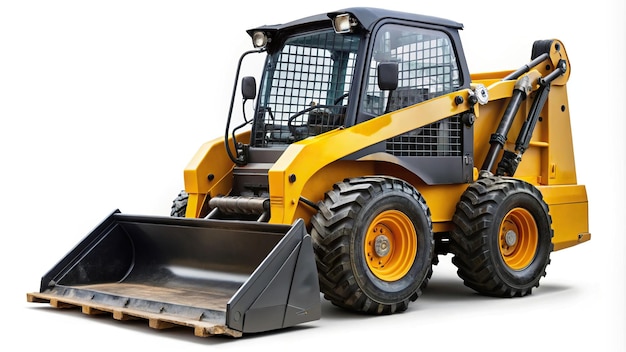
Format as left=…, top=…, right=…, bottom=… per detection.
left=27, top=291, right=243, bottom=338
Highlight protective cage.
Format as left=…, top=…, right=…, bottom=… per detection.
left=252, top=29, right=359, bottom=146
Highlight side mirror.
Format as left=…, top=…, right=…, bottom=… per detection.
left=241, top=76, right=257, bottom=100
left=377, top=62, right=398, bottom=91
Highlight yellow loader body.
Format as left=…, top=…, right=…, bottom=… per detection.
left=28, top=7, right=589, bottom=338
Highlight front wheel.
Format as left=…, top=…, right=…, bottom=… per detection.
left=311, top=177, right=434, bottom=314
left=450, top=177, right=553, bottom=297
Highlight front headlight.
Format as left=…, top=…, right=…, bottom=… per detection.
left=252, top=31, right=268, bottom=48
left=332, top=13, right=357, bottom=34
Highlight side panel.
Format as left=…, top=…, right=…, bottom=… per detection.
left=538, top=185, right=590, bottom=250
left=183, top=131, right=250, bottom=217
left=544, top=85, right=578, bottom=185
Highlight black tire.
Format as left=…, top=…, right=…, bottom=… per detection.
left=170, top=190, right=189, bottom=217
left=311, top=176, right=434, bottom=314
left=450, top=177, right=553, bottom=297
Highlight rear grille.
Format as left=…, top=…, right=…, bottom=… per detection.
left=386, top=115, right=462, bottom=157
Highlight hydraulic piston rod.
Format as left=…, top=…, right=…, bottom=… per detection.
left=480, top=75, right=532, bottom=174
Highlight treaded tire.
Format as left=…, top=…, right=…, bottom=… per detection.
left=450, top=177, right=553, bottom=297
left=311, top=176, right=434, bottom=314
left=170, top=190, right=189, bottom=217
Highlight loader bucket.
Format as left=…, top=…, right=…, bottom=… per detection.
left=27, top=210, right=321, bottom=338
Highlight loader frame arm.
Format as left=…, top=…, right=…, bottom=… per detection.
left=268, top=45, right=572, bottom=226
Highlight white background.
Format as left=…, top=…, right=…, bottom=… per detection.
left=1, top=1, right=624, bottom=350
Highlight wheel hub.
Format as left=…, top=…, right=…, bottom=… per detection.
left=498, top=207, right=539, bottom=270
left=504, top=230, right=517, bottom=247
left=364, top=210, right=418, bottom=282
left=374, top=235, right=391, bottom=257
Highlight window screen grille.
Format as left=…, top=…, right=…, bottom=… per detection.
left=362, top=24, right=462, bottom=157
left=253, top=30, right=359, bottom=146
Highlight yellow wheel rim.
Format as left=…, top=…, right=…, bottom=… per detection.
left=499, top=208, right=538, bottom=270
left=364, top=210, right=417, bottom=281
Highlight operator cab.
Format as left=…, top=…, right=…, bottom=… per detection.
left=226, top=8, right=473, bottom=190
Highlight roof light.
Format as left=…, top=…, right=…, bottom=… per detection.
left=332, top=13, right=357, bottom=34
left=252, top=31, right=268, bottom=48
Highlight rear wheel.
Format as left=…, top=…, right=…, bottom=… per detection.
left=311, top=177, right=434, bottom=314
left=450, top=177, right=553, bottom=297
left=170, top=190, right=188, bottom=217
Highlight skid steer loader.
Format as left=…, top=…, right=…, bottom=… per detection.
left=28, top=7, right=590, bottom=338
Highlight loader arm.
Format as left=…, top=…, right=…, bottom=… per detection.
left=267, top=61, right=565, bottom=226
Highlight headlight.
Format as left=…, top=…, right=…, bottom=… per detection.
left=332, top=13, right=357, bottom=34
left=252, top=31, right=268, bottom=48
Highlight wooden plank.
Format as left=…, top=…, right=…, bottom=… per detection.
left=113, top=310, right=140, bottom=321
left=50, top=299, right=76, bottom=309
left=82, top=306, right=107, bottom=315
left=74, top=283, right=232, bottom=312
left=149, top=319, right=176, bottom=330
left=26, top=293, right=48, bottom=303
left=194, top=325, right=239, bottom=337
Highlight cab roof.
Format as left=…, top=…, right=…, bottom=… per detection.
left=247, top=7, right=463, bottom=37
